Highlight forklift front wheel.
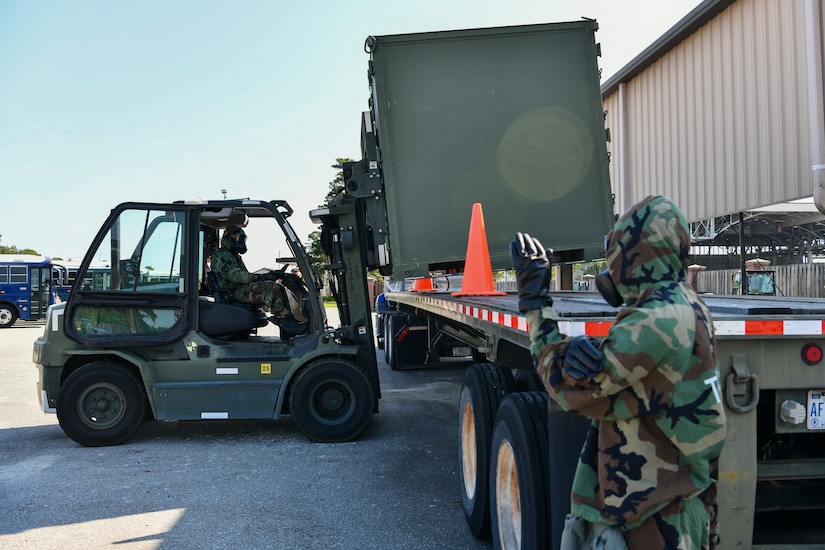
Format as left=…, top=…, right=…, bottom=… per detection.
left=56, top=360, right=146, bottom=447
left=289, top=358, right=374, bottom=443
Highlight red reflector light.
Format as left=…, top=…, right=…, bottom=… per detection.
left=802, top=343, right=823, bottom=365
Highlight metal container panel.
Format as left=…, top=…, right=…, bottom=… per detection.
left=369, top=21, right=615, bottom=278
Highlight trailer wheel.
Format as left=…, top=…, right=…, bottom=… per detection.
left=0, top=303, right=18, bottom=328
left=386, top=313, right=428, bottom=369
left=384, top=314, right=398, bottom=370
left=514, top=369, right=545, bottom=393
left=490, top=391, right=550, bottom=550
left=290, top=358, right=374, bottom=443
left=56, top=360, right=146, bottom=447
left=459, top=363, right=515, bottom=539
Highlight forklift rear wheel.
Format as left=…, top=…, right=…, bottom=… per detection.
left=56, top=360, right=146, bottom=447
left=490, top=391, right=550, bottom=549
left=458, top=363, right=515, bottom=539
left=0, top=303, right=17, bottom=328
left=289, top=358, right=374, bottom=443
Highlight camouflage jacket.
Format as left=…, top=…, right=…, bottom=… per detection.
left=529, top=195, right=726, bottom=530
left=211, top=246, right=254, bottom=291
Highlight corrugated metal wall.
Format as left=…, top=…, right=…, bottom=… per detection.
left=603, top=0, right=817, bottom=221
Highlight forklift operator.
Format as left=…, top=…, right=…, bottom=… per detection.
left=211, top=225, right=307, bottom=334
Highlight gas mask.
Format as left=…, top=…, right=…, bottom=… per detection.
left=597, top=232, right=623, bottom=307
left=595, top=269, right=623, bottom=307
left=225, top=226, right=248, bottom=254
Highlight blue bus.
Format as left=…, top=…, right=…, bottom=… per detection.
left=0, top=254, right=57, bottom=328
left=51, top=259, right=111, bottom=301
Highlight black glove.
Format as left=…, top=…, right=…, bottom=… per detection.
left=260, top=271, right=282, bottom=282
left=563, top=336, right=604, bottom=379
left=510, top=232, right=553, bottom=313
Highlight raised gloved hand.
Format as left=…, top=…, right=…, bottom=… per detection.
left=562, top=336, right=604, bottom=379
left=510, top=232, right=553, bottom=313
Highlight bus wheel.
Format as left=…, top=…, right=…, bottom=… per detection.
left=490, top=391, right=550, bottom=550
left=290, top=358, right=374, bottom=443
left=458, top=363, right=515, bottom=539
left=56, top=361, right=146, bottom=447
left=0, top=303, right=17, bottom=328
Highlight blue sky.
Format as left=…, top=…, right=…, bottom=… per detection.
left=0, top=0, right=700, bottom=259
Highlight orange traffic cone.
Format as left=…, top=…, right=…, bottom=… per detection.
left=452, top=203, right=506, bottom=297
left=411, top=277, right=436, bottom=292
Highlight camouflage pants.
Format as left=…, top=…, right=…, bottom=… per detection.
left=231, top=281, right=289, bottom=318
left=623, top=497, right=712, bottom=550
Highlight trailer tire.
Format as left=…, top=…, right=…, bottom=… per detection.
left=290, top=358, right=374, bottom=443
left=56, top=360, right=146, bottom=447
left=490, top=391, right=550, bottom=550
left=387, top=313, right=428, bottom=369
left=386, top=314, right=397, bottom=369
left=514, top=369, right=545, bottom=393
left=459, top=363, right=516, bottom=539
left=0, top=302, right=18, bottom=328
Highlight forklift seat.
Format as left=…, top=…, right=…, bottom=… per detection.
left=200, top=269, right=267, bottom=338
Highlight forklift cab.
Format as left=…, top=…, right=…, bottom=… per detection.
left=62, top=199, right=321, bottom=346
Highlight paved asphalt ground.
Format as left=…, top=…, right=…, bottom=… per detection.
left=0, top=316, right=493, bottom=550
left=5, top=315, right=825, bottom=548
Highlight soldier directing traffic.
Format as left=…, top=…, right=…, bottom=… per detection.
left=511, top=195, right=726, bottom=549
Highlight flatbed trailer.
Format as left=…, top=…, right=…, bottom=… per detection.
left=383, top=289, right=825, bottom=548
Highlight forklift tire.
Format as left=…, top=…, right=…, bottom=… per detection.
left=0, top=303, right=17, bottom=328
left=56, top=360, right=146, bottom=447
left=490, top=392, right=551, bottom=550
left=458, top=363, right=515, bottom=539
left=289, top=358, right=374, bottom=443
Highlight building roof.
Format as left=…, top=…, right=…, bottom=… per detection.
left=601, top=0, right=736, bottom=98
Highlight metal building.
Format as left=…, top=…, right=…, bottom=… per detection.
left=601, top=0, right=825, bottom=261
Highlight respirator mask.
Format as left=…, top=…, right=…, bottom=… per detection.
left=595, top=269, right=623, bottom=307
left=226, top=228, right=248, bottom=254
left=596, top=232, right=623, bottom=307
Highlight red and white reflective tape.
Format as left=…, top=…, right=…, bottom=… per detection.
left=714, top=319, right=825, bottom=336
left=413, top=295, right=825, bottom=338
left=419, top=296, right=529, bottom=332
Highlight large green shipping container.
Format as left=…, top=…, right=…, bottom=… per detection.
left=367, top=21, right=615, bottom=278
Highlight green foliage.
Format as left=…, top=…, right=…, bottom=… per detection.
left=306, top=229, right=326, bottom=279
left=0, top=235, right=40, bottom=255
left=320, top=157, right=355, bottom=208
left=573, top=260, right=606, bottom=280
left=307, top=158, right=357, bottom=280
left=0, top=245, right=40, bottom=255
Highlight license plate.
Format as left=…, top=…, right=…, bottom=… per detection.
left=452, top=346, right=471, bottom=357
left=808, top=390, right=825, bottom=430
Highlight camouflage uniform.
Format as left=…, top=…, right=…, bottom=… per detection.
left=526, top=196, right=726, bottom=549
left=211, top=227, right=290, bottom=319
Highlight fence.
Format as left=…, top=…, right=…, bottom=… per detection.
left=695, top=263, right=825, bottom=297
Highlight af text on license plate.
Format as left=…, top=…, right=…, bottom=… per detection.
left=808, top=390, right=825, bottom=430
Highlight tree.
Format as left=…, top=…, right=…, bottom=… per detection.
left=0, top=235, right=39, bottom=255
left=306, top=158, right=356, bottom=277
left=321, top=157, right=355, bottom=207
left=306, top=229, right=327, bottom=278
